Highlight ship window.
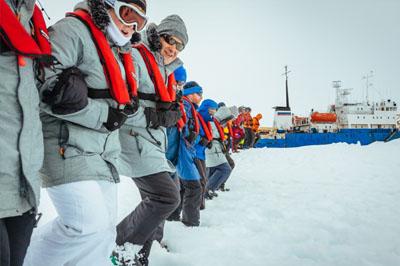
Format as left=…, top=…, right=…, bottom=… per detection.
left=357, top=116, right=359, bottom=119
left=363, top=116, right=365, bottom=119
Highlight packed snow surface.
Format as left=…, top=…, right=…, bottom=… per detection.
left=37, top=140, right=400, bottom=266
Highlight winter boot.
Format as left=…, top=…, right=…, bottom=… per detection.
left=210, top=191, right=218, bottom=197
left=110, top=243, right=143, bottom=266
left=219, top=183, right=230, bottom=192
left=158, top=240, right=170, bottom=252
left=136, top=240, right=153, bottom=266
left=204, top=190, right=214, bottom=200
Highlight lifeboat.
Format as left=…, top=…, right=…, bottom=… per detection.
left=310, top=112, right=337, bottom=123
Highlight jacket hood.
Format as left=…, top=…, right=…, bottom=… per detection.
left=141, top=23, right=183, bottom=74
left=74, top=0, right=110, bottom=31
left=198, top=99, right=218, bottom=122
left=74, top=1, right=131, bottom=51
left=214, top=106, right=235, bottom=126
left=255, top=113, right=263, bottom=119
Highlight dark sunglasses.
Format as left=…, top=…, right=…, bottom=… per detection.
left=162, top=34, right=185, bottom=52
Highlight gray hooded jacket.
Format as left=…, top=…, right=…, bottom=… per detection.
left=39, top=1, right=131, bottom=187
left=119, top=24, right=183, bottom=178
left=0, top=0, right=43, bottom=218
left=205, top=106, right=238, bottom=168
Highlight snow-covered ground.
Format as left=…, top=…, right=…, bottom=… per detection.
left=37, top=140, right=400, bottom=266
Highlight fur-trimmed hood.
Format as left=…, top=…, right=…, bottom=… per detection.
left=140, top=22, right=183, bottom=74
left=74, top=0, right=110, bottom=31
left=74, top=0, right=131, bottom=51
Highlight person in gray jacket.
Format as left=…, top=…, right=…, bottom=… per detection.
left=205, top=106, right=235, bottom=199
left=0, top=0, right=52, bottom=265
left=114, top=15, right=188, bottom=265
left=23, top=1, right=147, bottom=265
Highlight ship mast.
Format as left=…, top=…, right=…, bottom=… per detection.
left=362, top=71, right=374, bottom=104
left=282, top=65, right=291, bottom=109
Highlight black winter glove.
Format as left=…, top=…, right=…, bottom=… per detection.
left=124, top=97, right=139, bottom=116
left=103, top=107, right=128, bottom=131
left=199, top=137, right=210, bottom=147
left=185, top=130, right=197, bottom=144
left=42, top=67, right=88, bottom=115
left=206, top=141, right=213, bottom=149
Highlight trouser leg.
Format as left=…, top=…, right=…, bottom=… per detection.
left=214, top=163, right=232, bottom=190
left=0, top=219, right=9, bottom=266
left=116, top=172, right=180, bottom=246
left=206, top=163, right=232, bottom=192
left=168, top=177, right=184, bottom=221
left=4, top=210, right=36, bottom=266
left=206, top=167, right=220, bottom=192
left=24, top=180, right=117, bottom=266
left=194, top=159, right=207, bottom=209
left=249, top=131, right=256, bottom=147
left=181, top=180, right=202, bottom=227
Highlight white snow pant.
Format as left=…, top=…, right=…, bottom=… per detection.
left=24, top=180, right=117, bottom=266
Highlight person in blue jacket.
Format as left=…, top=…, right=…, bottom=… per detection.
left=171, top=81, right=203, bottom=226
left=166, top=65, right=187, bottom=166
left=194, top=99, right=219, bottom=206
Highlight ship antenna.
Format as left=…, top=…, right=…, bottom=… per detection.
left=282, top=65, right=291, bottom=109
left=362, top=70, right=374, bottom=104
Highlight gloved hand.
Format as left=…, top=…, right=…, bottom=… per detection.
left=199, top=137, right=210, bottom=147
left=42, top=67, right=88, bottom=115
left=206, top=141, right=213, bottom=149
left=124, top=97, right=139, bottom=116
left=103, top=107, right=128, bottom=131
left=185, top=130, right=197, bottom=143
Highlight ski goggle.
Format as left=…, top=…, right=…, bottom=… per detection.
left=162, top=34, right=185, bottom=51
left=114, top=1, right=148, bottom=31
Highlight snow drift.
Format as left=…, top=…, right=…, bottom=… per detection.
left=37, top=140, right=400, bottom=266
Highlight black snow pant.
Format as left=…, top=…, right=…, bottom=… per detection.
left=244, top=127, right=253, bottom=148
left=194, top=158, right=207, bottom=210
left=249, top=130, right=256, bottom=147
left=116, top=172, right=180, bottom=246
left=169, top=179, right=202, bottom=226
left=0, top=210, right=36, bottom=266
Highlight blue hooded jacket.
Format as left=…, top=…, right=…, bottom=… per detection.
left=194, top=99, right=218, bottom=160
left=176, top=97, right=202, bottom=180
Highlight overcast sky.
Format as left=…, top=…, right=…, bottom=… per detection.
left=41, top=0, right=400, bottom=126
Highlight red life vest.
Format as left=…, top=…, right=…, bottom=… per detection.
left=182, top=96, right=200, bottom=135
left=177, top=102, right=187, bottom=131
left=212, top=118, right=225, bottom=142
left=134, top=44, right=176, bottom=103
left=196, top=112, right=213, bottom=142
left=0, top=0, right=52, bottom=64
left=66, top=10, right=137, bottom=105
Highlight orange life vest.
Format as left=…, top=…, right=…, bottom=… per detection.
left=66, top=10, right=137, bottom=105
left=182, top=96, right=200, bottom=135
left=0, top=0, right=52, bottom=65
left=197, top=112, right=213, bottom=142
left=134, top=43, right=177, bottom=103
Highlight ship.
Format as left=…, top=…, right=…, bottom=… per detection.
left=255, top=68, right=400, bottom=148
